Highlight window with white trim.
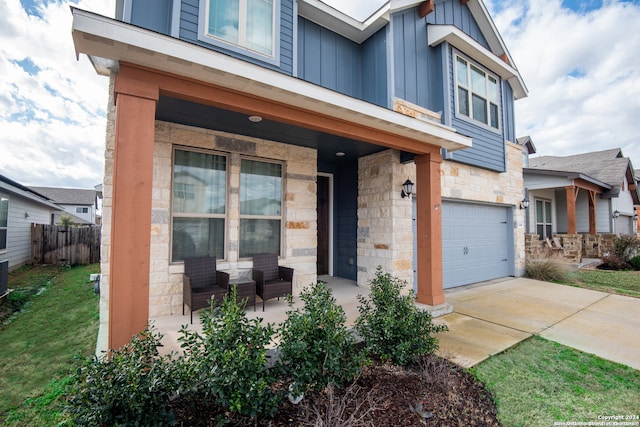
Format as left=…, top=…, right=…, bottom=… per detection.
left=536, top=199, right=552, bottom=240
left=171, top=149, right=227, bottom=262
left=0, top=197, right=8, bottom=252
left=239, top=158, right=282, bottom=257
left=76, top=207, right=89, bottom=214
left=455, top=54, right=500, bottom=129
left=202, top=0, right=276, bottom=57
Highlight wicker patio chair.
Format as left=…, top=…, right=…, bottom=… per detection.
left=252, top=253, right=293, bottom=311
left=183, top=256, right=230, bottom=323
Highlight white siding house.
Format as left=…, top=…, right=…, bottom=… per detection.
left=0, top=175, right=61, bottom=271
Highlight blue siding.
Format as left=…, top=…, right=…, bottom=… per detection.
left=427, top=0, right=489, bottom=49
left=361, top=28, right=388, bottom=107
left=129, top=0, right=173, bottom=35
left=179, top=0, right=294, bottom=74
left=298, top=18, right=362, bottom=100
left=392, top=9, right=429, bottom=107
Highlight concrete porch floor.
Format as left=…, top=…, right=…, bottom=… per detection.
left=151, top=276, right=640, bottom=371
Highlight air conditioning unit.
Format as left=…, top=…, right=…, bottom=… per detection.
left=0, top=260, right=8, bottom=297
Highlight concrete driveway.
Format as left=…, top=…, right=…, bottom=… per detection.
left=436, top=277, right=640, bottom=370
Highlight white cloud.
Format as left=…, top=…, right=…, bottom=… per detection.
left=488, top=0, right=640, bottom=164
left=0, top=0, right=114, bottom=188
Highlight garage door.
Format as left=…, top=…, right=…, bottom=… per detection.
left=442, top=201, right=512, bottom=289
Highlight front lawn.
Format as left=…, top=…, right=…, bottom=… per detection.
left=0, top=264, right=99, bottom=425
left=571, top=269, right=640, bottom=298
left=473, top=336, right=640, bottom=426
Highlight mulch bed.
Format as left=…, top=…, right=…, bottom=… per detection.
left=172, top=355, right=500, bottom=426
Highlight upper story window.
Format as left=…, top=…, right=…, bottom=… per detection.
left=76, top=207, right=89, bottom=214
left=0, top=197, right=8, bottom=252
left=455, top=54, right=500, bottom=130
left=201, top=0, right=276, bottom=58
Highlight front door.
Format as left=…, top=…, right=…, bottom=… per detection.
left=317, top=175, right=330, bottom=275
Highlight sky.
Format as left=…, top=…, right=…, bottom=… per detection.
left=0, top=0, right=639, bottom=190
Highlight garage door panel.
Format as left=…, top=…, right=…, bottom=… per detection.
left=442, top=202, right=512, bottom=289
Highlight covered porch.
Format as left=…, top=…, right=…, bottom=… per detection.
left=72, top=8, right=472, bottom=352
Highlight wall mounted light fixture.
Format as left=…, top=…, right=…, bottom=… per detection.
left=634, top=213, right=639, bottom=222
left=24, top=212, right=29, bottom=219
left=612, top=210, right=620, bottom=219
left=401, top=179, right=414, bottom=199
left=520, top=199, right=530, bottom=209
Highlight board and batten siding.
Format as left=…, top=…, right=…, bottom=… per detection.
left=426, top=0, right=489, bottom=48
left=0, top=191, right=52, bottom=270
left=178, top=0, right=294, bottom=74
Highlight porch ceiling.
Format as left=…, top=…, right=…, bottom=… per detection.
left=71, top=7, right=472, bottom=154
left=157, top=96, right=386, bottom=164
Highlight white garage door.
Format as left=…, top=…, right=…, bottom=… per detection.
left=442, top=201, right=512, bottom=289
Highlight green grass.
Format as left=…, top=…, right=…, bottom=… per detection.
left=0, top=264, right=100, bottom=425
left=473, top=336, right=640, bottom=427
left=569, top=269, right=640, bottom=298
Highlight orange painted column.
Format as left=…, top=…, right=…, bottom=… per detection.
left=566, top=186, right=577, bottom=234
left=109, top=73, right=159, bottom=350
left=414, top=151, right=444, bottom=306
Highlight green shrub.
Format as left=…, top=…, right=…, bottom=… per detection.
left=525, top=259, right=572, bottom=282
left=630, top=255, right=640, bottom=271
left=178, top=288, right=279, bottom=419
left=65, top=326, right=182, bottom=426
left=612, top=234, right=640, bottom=261
left=277, top=282, right=365, bottom=397
left=355, top=267, right=447, bottom=366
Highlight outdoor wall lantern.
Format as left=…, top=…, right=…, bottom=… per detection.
left=612, top=210, right=620, bottom=219
left=401, top=179, right=414, bottom=199
left=520, top=199, right=530, bottom=209
left=634, top=213, right=639, bottom=221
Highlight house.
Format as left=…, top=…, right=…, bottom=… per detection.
left=0, top=174, right=61, bottom=271
left=29, top=186, right=99, bottom=225
left=523, top=147, right=640, bottom=259
left=71, top=0, right=528, bottom=351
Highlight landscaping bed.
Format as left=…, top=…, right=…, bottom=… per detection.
left=172, top=355, right=500, bottom=426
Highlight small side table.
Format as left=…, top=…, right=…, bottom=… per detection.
left=229, top=277, right=256, bottom=312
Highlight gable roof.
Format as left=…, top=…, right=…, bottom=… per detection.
left=528, top=149, right=640, bottom=203
left=516, top=136, right=536, bottom=154
left=28, top=186, right=97, bottom=206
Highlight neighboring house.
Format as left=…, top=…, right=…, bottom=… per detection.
left=29, top=186, right=99, bottom=225
left=0, top=174, right=61, bottom=271
left=71, top=0, right=528, bottom=351
left=523, top=148, right=640, bottom=238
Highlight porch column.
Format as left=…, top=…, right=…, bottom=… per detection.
left=414, top=152, right=444, bottom=306
left=588, top=190, right=597, bottom=234
left=109, top=72, right=159, bottom=350
left=566, top=186, right=577, bottom=234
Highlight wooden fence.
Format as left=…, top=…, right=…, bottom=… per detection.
left=31, top=224, right=101, bottom=265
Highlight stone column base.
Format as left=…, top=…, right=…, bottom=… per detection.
left=415, top=302, right=454, bottom=318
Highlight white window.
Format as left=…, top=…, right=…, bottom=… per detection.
left=239, top=159, right=282, bottom=257
left=0, top=197, right=8, bottom=252
left=76, top=207, right=89, bottom=214
left=536, top=199, right=552, bottom=240
left=455, top=54, right=500, bottom=129
left=202, top=0, right=276, bottom=57
left=171, top=149, right=227, bottom=262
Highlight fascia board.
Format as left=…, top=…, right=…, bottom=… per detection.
left=71, top=8, right=472, bottom=152
left=428, top=24, right=528, bottom=99
left=297, top=0, right=389, bottom=43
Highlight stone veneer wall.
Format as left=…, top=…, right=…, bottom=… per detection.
left=441, top=141, right=527, bottom=276
left=356, top=141, right=526, bottom=290
left=357, top=150, right=415, bottom=289
left=97, top=74, right=317, bottom=352
left=150, top=121, right=318, bottom=317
